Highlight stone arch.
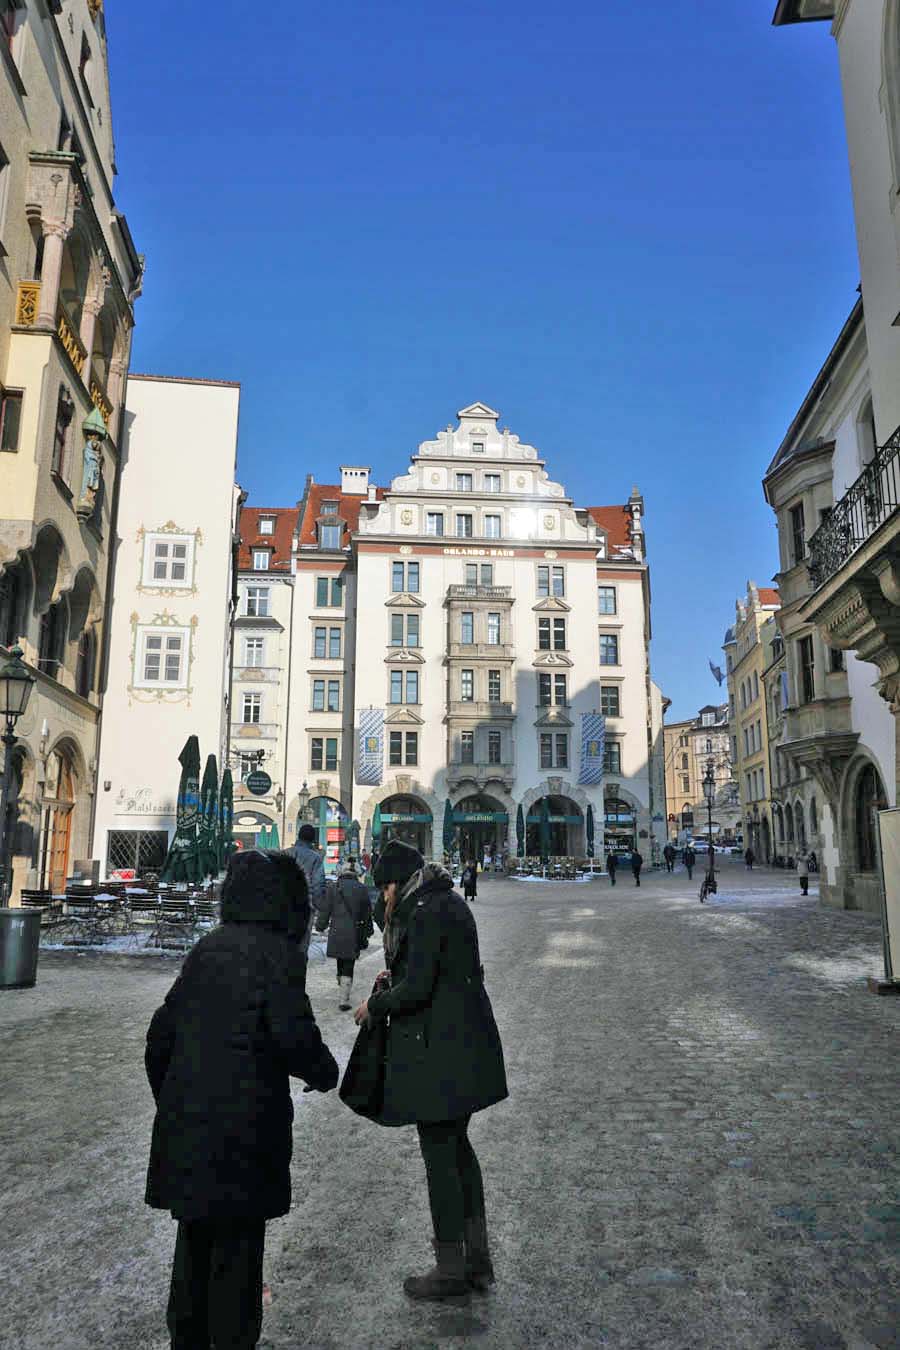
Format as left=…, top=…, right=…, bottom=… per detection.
left=30, top=521, right=73, bottom=612
left=358, top=776, right=443, bottom=858
left=518, top=777, right=595, bottom=822
left=795, top=800, right=807, bottom=851
left=840, top=751, right=889, bottom=875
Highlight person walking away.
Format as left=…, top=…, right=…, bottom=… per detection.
left=291, top=823, right=326, bottom=948
left=145, top=849, right=338, bottom=1350
left=744, top=846, right=755, bottom=870
left=354, top=839, right=507, bottom=1300
left=663, top=843, right=675, bottom=873
left=461, top=859, right=478, bottom=903
left=797, top=850, right=810, bottom=896
left=683, top=845, right=696, bottom=880
left=606, top=851, right=617, bottom=886
left=631, top=849, right=643, bottom=886
left=316, top=858, right=373, bottom=1010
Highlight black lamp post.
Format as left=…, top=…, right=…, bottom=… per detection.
left=702, top=757, right=716, bottom=892
left=0, top=647, right=36, bottom=904
left=297, top=780, right=311, bottom=824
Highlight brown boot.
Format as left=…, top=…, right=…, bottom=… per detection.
left=403, top=1240, right=469, bottom=1300
left=464, top=1215, right=495, bottom=1291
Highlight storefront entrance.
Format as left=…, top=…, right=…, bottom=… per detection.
left=525, top=796, right=584, bottom=856
left=305, top=797, right=348, bottom=875
left=378, top=796, right=432, bottom=857
left=452, top=795, right=509, bottom=865
left=604, top=797, right=636, bottom=856
left=41, top=748, right=76, bottom=894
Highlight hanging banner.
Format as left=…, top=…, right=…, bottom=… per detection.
left=579, top=712, right=606, bottom=784
left=356, top=706, right=384, bottom=785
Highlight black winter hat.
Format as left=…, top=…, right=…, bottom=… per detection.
left=372, top=838, right=425, bottom=888
left=220, top=848, right=310, bottom=940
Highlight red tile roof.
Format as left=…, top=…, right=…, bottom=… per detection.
left=298, top=483, right=385, bottom=547
left=585, top=505, right=632, bottom=550
left=238, top=507, right=300, bottom=572
left=758, top=587, right=781, bottom=606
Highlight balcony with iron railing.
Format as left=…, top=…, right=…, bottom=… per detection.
left=807, top=427, right=900, bottom=589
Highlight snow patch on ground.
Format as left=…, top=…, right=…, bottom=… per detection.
left=782, top=946, right=882, bottom=987
left=40, top=932, right=330, bottom=962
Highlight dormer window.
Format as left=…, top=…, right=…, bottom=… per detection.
left=319, top=522, right=342, bottom=549
left=253, top=550, right=270, bottom=571
left=258, top=517, right=274, bottom=536
left=321, top=500, right=339, bottom=514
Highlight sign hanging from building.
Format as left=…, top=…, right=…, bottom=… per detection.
left=356, top=707, right=384, bottom=785
left=245, top=770, right=272, bottom=797
left=579, top=712, right=606, bottom=784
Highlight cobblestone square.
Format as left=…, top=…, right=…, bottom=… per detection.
left=0, top=861, right=897, bottom=1350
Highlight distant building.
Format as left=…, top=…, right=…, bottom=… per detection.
left=92, top=377, right=241, bottom=877
left=663, top=703, right=738, bottom=845
left=229, top=403, right=664, bottom=868
left=723, top=584, right=782, bottom=861
left=0, top=2, right=142, bottom=897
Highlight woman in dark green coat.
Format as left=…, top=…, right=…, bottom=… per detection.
left=354, top=838, right=507, bottom=1301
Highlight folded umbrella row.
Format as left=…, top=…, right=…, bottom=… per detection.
left=159, top=736, right=237, bottom=884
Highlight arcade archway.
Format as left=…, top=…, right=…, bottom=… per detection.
left=526, top=795, right=584, bottom=856
left=452, top=794, right=509, bottom=865
left=377, top=795, right=432, bottom=857
left=604, top=796, right=636, bottom=856
left=304, top=796, right=348, bottom=874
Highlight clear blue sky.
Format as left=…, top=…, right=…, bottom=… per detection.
left=108, top=1, right=858, bottom=721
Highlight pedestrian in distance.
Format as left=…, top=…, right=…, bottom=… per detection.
left=461, top=859, right=478, bottom=903
left=316, top=857, right=373, bottom=1010
left=797, top=849, right=810, bottom=897
left=144, top=849, right=338, bottom=1350
left=631, top=849, right=643, bottom=886
left=291, top=822, right=326, bottom=948
left=744, top=846, right=755, bottom=870
left=353, top=839, right=508, bottom=1301
left=606, top=851, right=617, bottom=885
left=663, top=843, right=676, bottom=873
left=683, top=845, right=696, bottom=880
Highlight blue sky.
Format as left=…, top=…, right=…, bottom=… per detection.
left=108, top=1, right=858, bottom=720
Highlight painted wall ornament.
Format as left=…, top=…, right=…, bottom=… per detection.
left=76, top=406, right=107, bottom=520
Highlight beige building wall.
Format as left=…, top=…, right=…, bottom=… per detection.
left=0, top=2, right=141, bottom=898
left=724, top=584, right=781, bottom=861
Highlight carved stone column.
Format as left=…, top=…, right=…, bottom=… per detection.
left=106, top=354, right=128, bottom=444
left=79, top=293, right=105, bottom=388
left=35, top=220, right=70, bottom=328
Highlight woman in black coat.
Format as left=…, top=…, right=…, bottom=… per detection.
left=145, top=849, right=338, bottom=1350
left=315, top=859, right=373, bottom=1010
left=354, top=838, right=508, bottom=1302
left=461, top=858, right=478, bottom=902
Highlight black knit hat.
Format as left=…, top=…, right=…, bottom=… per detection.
left=372, top=838, right=424, bottom=888
left=220, top=849, right=310, bottom=941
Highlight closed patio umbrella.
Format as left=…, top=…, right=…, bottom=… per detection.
left=268, top=822, right=280, bottom=850
left=372, top=803, right=382, bottom=846
left=218, top=768, right=235, bottom=871
left=586, top=804, right=595, bottom=860
left=539, top=798, right=551, bottom=864
left=516, top=804, right=525, bottom=858
left=198, top=754, right=219, bottom=879
left=160, top=736, right=202, bottom=884
left=442, top=799, right=454, bottom=856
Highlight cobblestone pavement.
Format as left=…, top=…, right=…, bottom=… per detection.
left=0, top=860, right=897, bottom=1350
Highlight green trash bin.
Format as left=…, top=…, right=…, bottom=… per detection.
left=0, top=907, right=41, bottom=989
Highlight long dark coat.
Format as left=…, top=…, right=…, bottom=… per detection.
left=144, top=850, right=338, bottom=1221
left=366, top=868, right=508, bottom=1126
left=316, top=871, right=372, bottom=960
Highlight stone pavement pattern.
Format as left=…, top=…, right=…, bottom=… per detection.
left=0, top=861, right=897, bottom=1350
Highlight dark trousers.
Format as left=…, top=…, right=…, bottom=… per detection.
left=336, top=957, right=355, bottom=978
left=608, top=872, right=616, bottom=885
left=416, top=1114, right=485, bottom=1243
left=167, top=1217, right=265, bottom=1350
left=800, top=877, right=808, bottom=895
left=632, top=868, right=641, bottom=886
left=686, top=866, right=693, bottom=879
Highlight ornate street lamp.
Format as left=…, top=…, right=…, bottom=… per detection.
left=0, top=647, right=36, bottom=904
left=297, top=780, right=311, bottom=823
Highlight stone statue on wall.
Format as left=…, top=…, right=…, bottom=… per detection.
left=76, top=407, right=108, bottom=521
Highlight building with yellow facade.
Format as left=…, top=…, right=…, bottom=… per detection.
left=723, top=583, right=781, bottom=862
left=0, top=2, right=142, bottom=897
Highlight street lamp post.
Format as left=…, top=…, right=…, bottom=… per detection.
left=700, top=757, right=717, bottom=903
left=0, top=647, right=36, bottom=904
left=297, top=780, right=311, bottom=824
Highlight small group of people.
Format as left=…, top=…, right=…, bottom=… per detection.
left=144, top=830, right=508, bottom=1349
left=604, top=848, right=643, bottom=886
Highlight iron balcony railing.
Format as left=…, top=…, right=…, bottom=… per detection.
left=808, top=426, right=900, bottom=588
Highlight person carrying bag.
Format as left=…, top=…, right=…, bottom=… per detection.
left=315, top=859, right=372, bottom=1011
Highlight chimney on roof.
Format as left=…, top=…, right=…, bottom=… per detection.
left=341, top=466, right=370, bottom=496
left=367, top=482, right=377, bottom=502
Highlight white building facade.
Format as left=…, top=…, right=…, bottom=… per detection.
left=229, top=404, right=662, bottom=870
left=91, top=376, right=241, bottom=876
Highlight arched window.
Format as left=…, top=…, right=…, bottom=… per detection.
left=795, top=802, right=806, bottom=851
left=855, top=764, right=887, bottom=873
left=75, top=626, right=96, bottom=698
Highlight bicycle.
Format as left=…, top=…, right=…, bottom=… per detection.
left=699, top=872, right=717, bottom=904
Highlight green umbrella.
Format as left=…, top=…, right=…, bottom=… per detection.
left=349, top=819, right=361, bottom=857
left=160, top=736, right=202, bottom=883
left=516, top=804, right=525, bottom=858
left=442, top=799, right=454, bottom=855
left=198, top=754, right=220, bottom=878
left=372, top=803, right=383, bottom=845
left=586, top=804, right=595, bottom=859
left=269, top=822, right=280, bottom=850
left=539, top=797, right=551, bottom=864
left=218, top=768, right=235, bottom=870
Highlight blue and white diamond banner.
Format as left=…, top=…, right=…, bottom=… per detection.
left=579, top=712, right=606, bottom=784
left=356, top=707, right=384, bottom=785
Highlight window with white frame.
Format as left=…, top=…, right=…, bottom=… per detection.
left=460, top=668, right=474, bottom=701
left=391, top=560, right=420, bottom=593
left=471, top=442, right=485, bottom=454
left=600, top=685, right=620, bottom=717
left=258, top=517, right=275, bottom=535
left=488, top=729, right=502, bottom=764
left=599, top=633, right=619, bottom=665
left=244, top=637, right=264, bottom=667
left=389, top=730, right=418, bottom=766
left=389, top=669, right=419, bottom=703
left=484, top=473, right=501, bottom=492
left=487, top=612, right=501, bottom=644
left=456, top=513, right=473, bottom=538
left=135, top=626, right=189, bottom=689
left=311, top=736, right=338, bottom=771
left=539, top=733, right=568, bottom=769
left=603, top=741, right=621, bottom=774
left=538, top=672, right=568, bottom=706
left=143, top=533, right=194, bottom=588
left=465, top=562, right=493, bottom=586
left=245, top=585, right=269, bottom=617
left=242, top=692, right=262, bottom=723
left=319, top=523, right=342, bottom=549
left=456, top=473, right=473, bottom=492
left=537, top=564, right=565, bottom=597
left=252, top=550, right=270, bottom=571
left=484, top=514, right=501, bottom=539
left=488, top=669, right=502, bottom=702
left=426, top=512, right=444, bottom=537
left=538, top=617, right=567, bottom=650
left=597, top=585, right=617, bottom=615
left=460, top=611, right=474, bottom=644
left=460, top=730, right=475, bottom=763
